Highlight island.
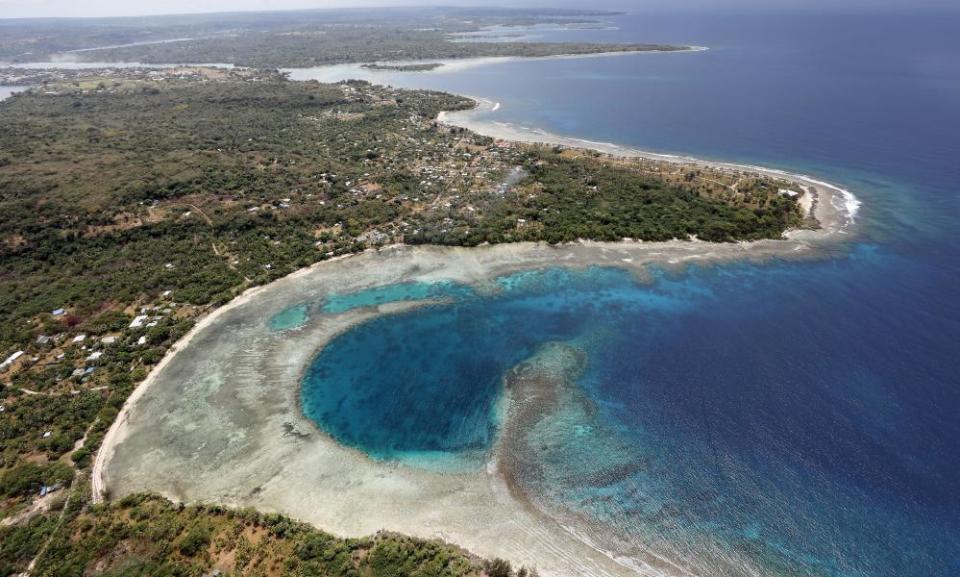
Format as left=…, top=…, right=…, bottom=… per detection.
left=0, top=8, right=858, bottom=571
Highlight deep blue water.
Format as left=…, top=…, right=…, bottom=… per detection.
left=300, top=10, right=960, bottom=577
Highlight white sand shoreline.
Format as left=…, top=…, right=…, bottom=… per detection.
left=90, top=251, right=362, bottom=504
left=437, top=97, right=860, bottom=234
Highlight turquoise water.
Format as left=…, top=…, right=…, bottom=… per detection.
left=300, top=10, right=960, bottom=577
left=270, top=281, right=474, bottom=330
left=268, top=303, right=309, bottom=331
left=321, top=280, right=474, bottom=314
left=302, top=268, right=655, bottom=462
left=302, top=268, right=702, bottom=466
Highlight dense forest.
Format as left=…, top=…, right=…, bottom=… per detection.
left=1, top=492, right=530, bottom=577
left=0, top=70, right=803, bottom=575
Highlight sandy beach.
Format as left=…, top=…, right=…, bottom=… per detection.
left=438, top=97, right=860, bottom=234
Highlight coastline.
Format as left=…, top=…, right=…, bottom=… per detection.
left=90, top=280, right=272, bottom=503
left=3, top=45, right=706, bottom=74
left=91, top=61, right=863, bottom=577
left=279, top=46, right=705, bottom=82
left=90, top=250, right=364, bottom=504
left=437, top=97, right=859, bottom=237
left=14, top=7, right=960, bottom=575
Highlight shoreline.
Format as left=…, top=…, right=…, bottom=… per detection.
left=91, top=55, right=862, bottom=577
left=90, top=280, right=272, bottom=503
left=282, top=47, right=707, bottom=80
left=90, top=249, right=364, bottom=504
left=437, top=97, right=859, bottom=237
left=2, top=45, right=707, bottom=73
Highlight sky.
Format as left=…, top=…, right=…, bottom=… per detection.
left=0, top=0, right=954, bottom=19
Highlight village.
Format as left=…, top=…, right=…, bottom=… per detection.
left=1, top=283, right=203, bottom=526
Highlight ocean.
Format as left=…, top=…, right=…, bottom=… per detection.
left=0, top=86, right=19, bottom=101
left=298, top=10, right=960, bottom=577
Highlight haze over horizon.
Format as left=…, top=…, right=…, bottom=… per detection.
left=1, top=0, right=955, bottom=19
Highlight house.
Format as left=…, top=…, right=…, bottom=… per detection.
left=51, top=308, right=65, bottom=316
left=72, top=334, right=86, bottom=344
left=101, top=336, right=118, bottom=345
left=1, top=350, right=24, bottom=370
left=86, top=351, right=103, bottom=362
left=129, top=315, right=148, bottom=328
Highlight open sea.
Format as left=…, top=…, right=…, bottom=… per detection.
left=295, top=10, right=960, bottom=577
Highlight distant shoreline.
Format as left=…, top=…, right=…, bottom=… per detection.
left=2, top=45, right=705, bottom=73
left=1, top=44, right=703, bottom=71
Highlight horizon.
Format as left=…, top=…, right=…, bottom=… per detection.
left=1, top=0, right=957, bottom=20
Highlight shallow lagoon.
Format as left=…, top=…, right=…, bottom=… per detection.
left=300, top=250, right=959, bottom=577
left=301, top=267, right=690, bottom=465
